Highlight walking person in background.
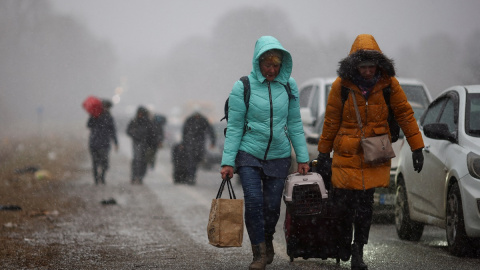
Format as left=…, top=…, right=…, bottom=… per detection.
left=146, top=114, right=166, bottom=169
left=127, top=106, right=154, bottom=184
left=220, top=36, right=310, bottom=270
left=316, top=34, right=424, bottom=270
left=181, top=109, right=216, bottom=185
left=87, top=99, right=118, bottom=185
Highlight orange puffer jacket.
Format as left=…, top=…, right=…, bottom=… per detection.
left=317, top=34, right=424, bottom=190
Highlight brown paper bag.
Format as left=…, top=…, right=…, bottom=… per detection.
left=207, top=178, right=244, bottom=247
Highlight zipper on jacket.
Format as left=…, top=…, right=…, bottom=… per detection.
left=284, top=125, right=291, bottom=144
left=264, top=82, right=274, bottom=160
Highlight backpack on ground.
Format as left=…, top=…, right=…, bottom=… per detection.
left=221, top=76, right=293, bottom=137
left=340, top=86, right=400, bottom=142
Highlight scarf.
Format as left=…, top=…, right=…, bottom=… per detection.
left=352, top=72, right=380, bottom=98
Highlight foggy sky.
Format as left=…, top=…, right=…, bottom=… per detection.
left=51, top=0, right=480, bottom=62
left=3, top=0, right=479, bottom=137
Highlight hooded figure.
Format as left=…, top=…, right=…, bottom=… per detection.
left=316, top=34, right=424, bottom=270
left=127, top=106, right=154, bottom=184
left=87, top=100, right=118, bottom=185
left=220, top=36, right=309, bottom=269
left=181, top=111, right=216, bottom=184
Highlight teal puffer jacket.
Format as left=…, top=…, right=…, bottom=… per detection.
left=221, top=36, right=309, bottom=167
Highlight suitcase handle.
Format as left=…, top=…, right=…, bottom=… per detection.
left=216, top=177, right=237, bottom=199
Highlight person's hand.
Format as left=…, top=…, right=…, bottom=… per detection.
left=210, top=143, right=215, bottom=149
left=412, top=148, right=424, bottom=173
left=158, top=142, right=163, bottom=149
left=220, top=166, right=234, bottom=180
left=114, top=144, right=119, bottom=152
left=297, top=163, right=310, bottom=175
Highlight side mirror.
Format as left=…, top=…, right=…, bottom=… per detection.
left=423, top=123, right=456, bottom=143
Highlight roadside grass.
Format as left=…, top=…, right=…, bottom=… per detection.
left=0, top=134, right=88, bottom=224
left=0, top=134, right=89, bottom=266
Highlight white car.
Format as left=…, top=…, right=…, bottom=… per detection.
left=297, top=77, right=432, bottom=215
left=394, top=85, right=480, bottom=256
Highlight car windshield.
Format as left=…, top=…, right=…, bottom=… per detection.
left=466, top=93, right=480, bottom=137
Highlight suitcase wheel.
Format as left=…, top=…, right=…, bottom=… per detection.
left=289, top=256, right=294, bottom=262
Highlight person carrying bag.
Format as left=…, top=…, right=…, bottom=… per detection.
left=315, top=34, right=424, bottom=270
left=207, top=177, right=244, bottom=247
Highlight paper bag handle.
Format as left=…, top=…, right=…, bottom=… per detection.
left=216, top=177, right=237, bottom=199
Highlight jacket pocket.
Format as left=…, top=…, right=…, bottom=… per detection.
left=334, top=135, right=361, bottom=156
left=372, top=126, right=388, bottom=135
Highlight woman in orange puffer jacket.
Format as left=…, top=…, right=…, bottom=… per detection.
left=316, top=34, right=424, bottom=270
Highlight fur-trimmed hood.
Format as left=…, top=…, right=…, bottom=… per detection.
left=337, top=34, right=395, bottom=81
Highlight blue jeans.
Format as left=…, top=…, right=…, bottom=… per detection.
left=237, top=166, right=286, bottom=245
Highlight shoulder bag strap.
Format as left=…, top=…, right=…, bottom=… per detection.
left=350, top=90, right=366, bottom=139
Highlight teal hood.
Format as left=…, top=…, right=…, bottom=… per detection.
left=221, top=36, right=309, bottom=167
left=251, top=36, right=293, bottom=84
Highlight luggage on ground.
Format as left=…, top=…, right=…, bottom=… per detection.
left=283, top=172, right=350, bottom=263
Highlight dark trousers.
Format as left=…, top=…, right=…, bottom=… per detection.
left=185, top=144, right=204, bottom=182
left=131, top=142, right=148, bottom=182
left=334, top=188, right=375, bottom=245
left=90, top=147, right=109, bottom=184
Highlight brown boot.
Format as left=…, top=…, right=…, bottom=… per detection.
left=249, top=242, right=267, bottom=270
left=265, top=234, right=274, bottom=264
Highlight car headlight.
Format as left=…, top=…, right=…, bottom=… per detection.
left=467, top=152, right=480, bottom=179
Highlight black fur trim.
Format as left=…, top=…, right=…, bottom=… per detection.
left=337, top=50, right=395, bottom=81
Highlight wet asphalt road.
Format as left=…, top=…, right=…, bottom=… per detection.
left=8, top=135, right=477, bottom=269
left=104, top=135, right=478, bottom=269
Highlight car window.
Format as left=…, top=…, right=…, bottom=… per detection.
left=438, top=98, right=457, bottom=134
left=421, top=98, right=447, bottom=126
left=401, top=85, right=430, bottom=109
left=325, top=84, right=332, bottom=106
left=299, top=85, right=313, bottom=108
left=466, top=93, right=480, bottom=137
left=314, top=113, right=325, bottom=134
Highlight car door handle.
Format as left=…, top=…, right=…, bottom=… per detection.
left=424, top=145, right=430, bottom=153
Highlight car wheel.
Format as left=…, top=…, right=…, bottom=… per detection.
left=446, top=182, right=471, bottom=256
left=395, top=179, right=424, bottom=241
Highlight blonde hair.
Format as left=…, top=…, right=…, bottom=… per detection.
left=260, top=49, right=283, bottom=65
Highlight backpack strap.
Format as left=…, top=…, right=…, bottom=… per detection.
left=382, top=86, right=391, bottom=107
left=240, top=76, right=251, bottom=113
left=341, top=86, right=349, bottom=105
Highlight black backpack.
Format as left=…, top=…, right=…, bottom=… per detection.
left=221, top=76, right=292, bottom=137
left=341, top=86, right=400, bottom=143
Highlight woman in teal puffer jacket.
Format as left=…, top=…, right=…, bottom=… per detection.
left=220, top=36, right=309, bottom=270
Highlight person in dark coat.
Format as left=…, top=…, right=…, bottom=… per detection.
left=127, top=106, right=154, bottom=184
left=181, top=111, right=216, bottom=184
left=146, top=114, right=166, bottom=169
left=87, top=100, right=118, bottom=185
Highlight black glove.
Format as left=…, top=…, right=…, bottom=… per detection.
left=315, top=152, right=332, bottom=189
left=315, top=152, right=330, bottom=171
left=412, top=148, right=424, bottom=173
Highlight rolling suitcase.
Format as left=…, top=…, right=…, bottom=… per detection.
left=283, top=172, right=350, bottom=263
